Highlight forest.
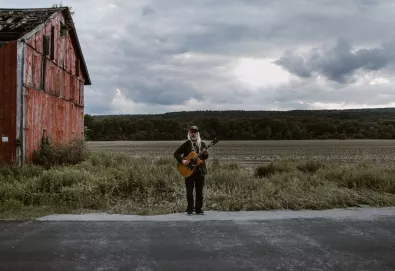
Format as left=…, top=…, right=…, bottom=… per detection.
left=83, top=108, right=395, bottom=141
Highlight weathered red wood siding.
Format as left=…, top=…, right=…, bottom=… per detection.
left=0, top=41, right=17, bottom=164
left=24, top=88, right=84, bottom=161
left=23, top=11, right=85, bottom=162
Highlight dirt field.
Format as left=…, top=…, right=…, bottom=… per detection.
left=87, top=140, right=395, bottom=165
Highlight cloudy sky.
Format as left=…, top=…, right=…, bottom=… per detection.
left=3, top=0, right=395, bottom=114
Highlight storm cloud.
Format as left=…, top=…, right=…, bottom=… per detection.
left=274, top=39, right=395, bottom=83
left=1, top=0, right=395, bottom=114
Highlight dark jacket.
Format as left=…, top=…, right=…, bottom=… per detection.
left=174, top=140, right=209, bottom=176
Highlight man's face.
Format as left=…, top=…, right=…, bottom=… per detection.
left=189, top=130, right=198, bottom=140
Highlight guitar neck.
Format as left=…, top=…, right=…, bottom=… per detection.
left=197, top=143, right=213, bottom=158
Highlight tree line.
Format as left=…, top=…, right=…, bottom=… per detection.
left=84, top=108, right=395, bottom=140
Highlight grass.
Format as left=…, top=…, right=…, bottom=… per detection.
left=1, top=143, right=395, bottom=219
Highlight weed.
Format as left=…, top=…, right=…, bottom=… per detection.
left=1, top=152, right=395, bottom=219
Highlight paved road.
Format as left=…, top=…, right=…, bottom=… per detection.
left=1, top=208, right=395, bottom=271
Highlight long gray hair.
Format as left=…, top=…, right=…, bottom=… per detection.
left=187, top=130, right=202, bottom=151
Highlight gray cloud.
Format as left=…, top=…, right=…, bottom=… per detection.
left=1, top=0, right=395, bottom=113
left=274, top=39, right=395, bottom=83
left=272, top=75, right=395, bottom=107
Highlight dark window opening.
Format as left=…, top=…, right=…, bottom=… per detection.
left=43, top=35, right=49, bottom=56
left=41, top=35, right=48, bottom=90
left=41, top=57, right=46, bottom=90
left=75, top=59, right=80, bottom=77
left=50, top=26, right=55, bottom=60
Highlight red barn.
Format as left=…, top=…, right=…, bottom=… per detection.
left=0, top=7, right=91, bottom=165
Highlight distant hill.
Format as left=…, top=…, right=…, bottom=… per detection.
left=84, top=108, right=395, bottom=140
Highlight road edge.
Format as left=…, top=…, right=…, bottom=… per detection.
left=36, top=206, right=395, bottom=222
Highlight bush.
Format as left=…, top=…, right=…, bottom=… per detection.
left=296, top=160, right=326, bottom=173
left=0, top=199, right=23, bottom=212
left=254, top=161, right=292, bottom=178
left=32, top=139, right=87, bottom=168
left=321, top=165, right=395, bottom=193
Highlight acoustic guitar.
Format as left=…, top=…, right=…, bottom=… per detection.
left=177, top=138, right=219, bottom=177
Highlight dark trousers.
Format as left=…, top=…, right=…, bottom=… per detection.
left=185, top=172, right=205, bottom=212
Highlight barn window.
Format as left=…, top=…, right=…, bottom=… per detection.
left=75, top=58, right=80, bottom=77
left=41, top=35, right=49, bottom=90
left=41, top=57, right=46, bottom=90
left=60, top=21, right=67, bottom=36
left=43, top=35, right=49, bottom=56
left=79, top=81, right=84, bottom=105
left=50, top=26, right=55, bottom=60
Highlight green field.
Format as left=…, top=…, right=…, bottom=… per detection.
left=87, top=139, right=395, bottom=165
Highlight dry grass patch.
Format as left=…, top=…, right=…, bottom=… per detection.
left=1, top=151, right=395, bottom=219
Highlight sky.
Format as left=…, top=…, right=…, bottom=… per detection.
left=2, top=0, right=395, bottom=114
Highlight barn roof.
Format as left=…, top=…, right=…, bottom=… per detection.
left=0, top=7, right=91, bottom=85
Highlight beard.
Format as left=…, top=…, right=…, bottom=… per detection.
left=188, top=131, right=201, bottom=151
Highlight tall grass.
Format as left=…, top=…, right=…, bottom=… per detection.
left=1, top=147, right=395, bottom=219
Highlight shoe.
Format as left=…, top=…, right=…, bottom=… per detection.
left=186, top=210, right=193, bottom=215
left=195, top=210, right=204, bottom=215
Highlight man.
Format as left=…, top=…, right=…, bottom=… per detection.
left=174, top=126, right=209, bottom=215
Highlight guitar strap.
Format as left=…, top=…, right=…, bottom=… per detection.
left=191, top=141, right=203, bottom=174
left=191, top=140, right=200, bottom=154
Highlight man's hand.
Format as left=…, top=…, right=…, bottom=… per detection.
left=182, top=159, right=189, bottom=165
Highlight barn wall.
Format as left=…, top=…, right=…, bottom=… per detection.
left=22, top=12, right=85, bottom=163
left=24, top=87, right=84, bottom=161
left=0, top=41, right=17, bottom=164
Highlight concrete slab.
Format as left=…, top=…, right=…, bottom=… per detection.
left=38, top=206, right=395, bottom=222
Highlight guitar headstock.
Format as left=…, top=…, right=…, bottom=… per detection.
left=207, top=138, right=219, bottom=148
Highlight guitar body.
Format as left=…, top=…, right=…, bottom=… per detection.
left=177, top=151, right=203, bottom=177
left=176, top=138, right=219, bottom=177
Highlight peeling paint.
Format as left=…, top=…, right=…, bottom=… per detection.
left=0, top=41, right=17, bottom=164
left=16, top=41, right=25, bottom=165
left=0, top=9, right=87, bottom=164
left=24, top=88, right=84, bottom=161
left=22, top=12, right=85, bottom=162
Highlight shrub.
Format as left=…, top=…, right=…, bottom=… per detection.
left=0, top=199, right=23, bottom=212
left=254, top=161, right=292, bottom=178
left=322, top=165, right=395, bottom=193
left=296, top=160, right=326, bottom=173
left=32, top=139, right=87, bottom=168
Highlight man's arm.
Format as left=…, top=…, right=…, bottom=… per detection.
left=174, top=141, right=187, bottom=163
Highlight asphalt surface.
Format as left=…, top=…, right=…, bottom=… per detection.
left=1, top=208, right=395, bottom=271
